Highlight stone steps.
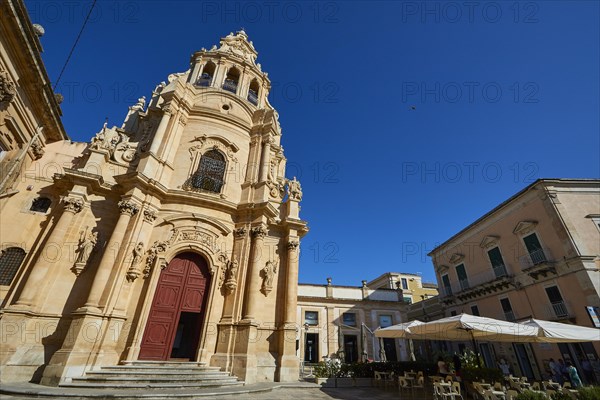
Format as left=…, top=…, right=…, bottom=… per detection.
left=59, top=361, right=243, bottom=390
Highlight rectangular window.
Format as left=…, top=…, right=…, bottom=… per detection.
left=403, top=296, right=412, bottom=304
left=342, top=312, right=356, bottom=327
left=379, top=315, right=393, bottom=328
left=545, top=286, right=568, bottom=318
left=500, top=298, right=515, bottom=321
left=455, top=264, right=469, bottom=290
left=401, top=278, right=408, bottom=290
left=488, top=247, right=507, bottom=277
left=442, top=274, right=452, bottom=296
left=304, top=311, right=318, bottom=326
left=523, top=233, right=546, bottom=264
left=471, top=305, right=480, bottom=316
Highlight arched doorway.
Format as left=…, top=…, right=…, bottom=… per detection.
left=139, top=252, right=211, bottom=360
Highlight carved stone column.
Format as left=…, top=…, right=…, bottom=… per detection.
left=258, top=137, right=272, bottom=182
left=242, top=224, right=267, bottom=321
left=220, top=227, right=247, bottom=323
left=276, top=237, right=301, bottom=381
left=284, top=239, right=299, bottom=324
left=148, top=104, right=173, bottom=155
left=80, top=199, right=139, bottom=311
left=14, top=196, right=84, bottom=308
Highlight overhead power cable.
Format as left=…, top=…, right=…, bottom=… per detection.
left=53, top=0, right=97, bottom=91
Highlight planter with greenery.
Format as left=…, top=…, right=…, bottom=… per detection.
left=576, top=386, right=600, bottom=400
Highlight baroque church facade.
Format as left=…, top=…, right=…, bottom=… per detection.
left=0, top=29, right=308, bottom=385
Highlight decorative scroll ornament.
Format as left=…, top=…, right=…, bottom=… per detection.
left=287, top=240, right=299, bottom=251
left=266, top=180, right=285, bottom=199
left=118, top=200, right=139, bottom=216
left=143, top=240, right=169, bottom=278
left=260, top=260, right=278, bottom=296
left=287, top=177, right=303, bottom=201
left=31, top=141, right=45, bottom=160
left=251, top=225, right=268, bottom=239
left=217, top=253, right=239, bottom=294
left=217, top=30, right=258, bottom=65
left=72, top=228, right=98, bottom=275
left=234, top=227, right=248, bottom=238
left=126, top=242, right=145, bottom=282
left=0, top=68, right=16, bottom=106
left=143, top=209, right=157, bottom=223
left=63, top=197, right=84, bottom=214
left=188, top=134, right=238, bottom=162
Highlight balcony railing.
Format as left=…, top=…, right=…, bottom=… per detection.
left=492, top=263, right=508, bottom=278
left=223, top=79, right=238, bottom=93
left=551, top=301, right=569, bottom=318
left=459, top=279, right=470, bottom=291
left=444, top=285, right=453, bottom=296
left=519, top=247, right=551, bottom=269
left=247, top=89, right=258, bottom=105
left=504, top=311, right=516, bottom=322
left=196, top=73, right=212, bottom=87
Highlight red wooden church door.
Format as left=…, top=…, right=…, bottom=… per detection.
left=139, top=252, right=211, bottom=360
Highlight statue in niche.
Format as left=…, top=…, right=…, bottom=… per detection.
left=224, top=256, right=239, bottom=292
left=126, top=242, right=145, bottom=282
left=260, top=260, right=278, bottom=296
left=73, top=230, right=98, bottom=275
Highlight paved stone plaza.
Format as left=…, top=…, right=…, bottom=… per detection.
left=0, top=382, right=434, bottom=399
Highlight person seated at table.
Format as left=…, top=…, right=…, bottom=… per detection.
left=438, top=356, right=450, bottom=375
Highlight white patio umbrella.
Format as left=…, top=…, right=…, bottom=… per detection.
left=408, top=314, right=539, bottom=368
left=407, top=314, right=539, bottom=343
left=520, top=319, right=600, bottom=343
left=374, top=320, right=424, bottom=339
left=375, top=320, right=424, bottom=362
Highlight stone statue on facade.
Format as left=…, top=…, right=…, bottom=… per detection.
left=223, top=256, right=239, bottom=292
left=260, top=260, right=278, bottom=296
left=287, top=177, right=302, bottom=201
left=73, top=230, right=98, bottom=275
left=126, top=242, right=145, bottom=282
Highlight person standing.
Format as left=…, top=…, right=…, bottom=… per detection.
left=453, top=353, right=462, bottom=380
left=498, top=359, right=511, bottom=377
left=566, top=362, right=583, bottom=388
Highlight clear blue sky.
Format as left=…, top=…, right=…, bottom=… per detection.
left=27, top=1, right=599, bottom=286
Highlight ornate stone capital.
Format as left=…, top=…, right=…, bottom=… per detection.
left=143, top=209, right=157, bottom=223
left=287, top=240, right=299, bottom=251
left=234, top=227, right=248, bottom=238
left=118, top=200, right=139, bottom=216
left=251, top=225, right=268, bottom=239
left=63, top=197, right=84, bottom=214
left=162, top=104, right=173, bottom=115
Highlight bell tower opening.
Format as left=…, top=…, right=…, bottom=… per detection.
left=197, top=62, right=216, bottom=87
left=223, top=67, right=240, bottom=93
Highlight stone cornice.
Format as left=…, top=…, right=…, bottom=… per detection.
left=1, top=0, right=67, bottom=142
left=113, top=171, right=239, bottom=214
left=60, top=169, right=113, bottom=193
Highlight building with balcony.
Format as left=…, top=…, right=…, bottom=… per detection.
left=297, top=277, right=410, bottom=366
left=0, top=30, right=308, bottom=385
left=367, top=272, right=438, bottom=304
left=426, top=179, right=600, bottom=381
